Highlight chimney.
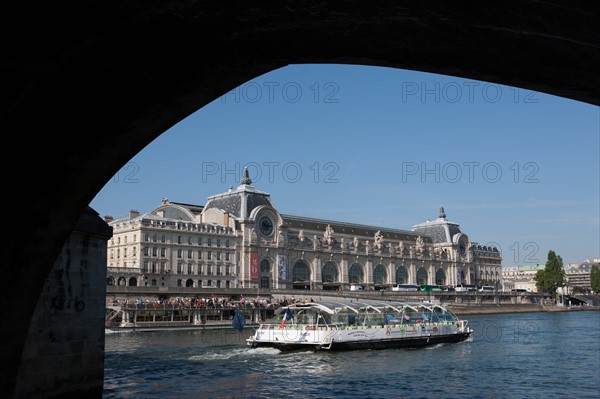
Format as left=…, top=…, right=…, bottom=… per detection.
left=103, top=215, right=114, bottom=223
left=224, top=212, right=230, bottom=226
left=129, top=210, right=140, bottom=219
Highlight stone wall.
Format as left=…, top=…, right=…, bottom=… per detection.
left=14, top=208, right=111, bottom=399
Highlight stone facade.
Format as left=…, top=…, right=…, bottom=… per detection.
left=502, top=261, right=598, bottom=293
left=501, top=264, right=545, bottom=292
left=471, top=243, right=503, bottom=287
left=106, top=168, right=502, bottom=291
left=107, top=200, right=237, bottom=289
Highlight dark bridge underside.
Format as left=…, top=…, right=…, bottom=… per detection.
left=1, top=1, right=598, bottom=396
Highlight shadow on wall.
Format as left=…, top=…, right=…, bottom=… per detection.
left=2, top=2, right=599, bottom=398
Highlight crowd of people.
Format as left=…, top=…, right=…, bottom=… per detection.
left=107, top=294, right=317, bottom=310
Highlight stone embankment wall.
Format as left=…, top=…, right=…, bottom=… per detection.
left=446, top=304, right=543, bottom=315
left=14, top=208, right=111, bottom=399
left=447, top=303, right=600, bottom=315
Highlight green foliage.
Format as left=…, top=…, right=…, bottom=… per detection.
left=591, top=264, right=600, bottom=294
left=534, top=250, right=564, bottom=298
left=535, top=269, right=545, bottom=292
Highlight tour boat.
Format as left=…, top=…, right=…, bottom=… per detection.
left=246, top=300, right=472, bottom=351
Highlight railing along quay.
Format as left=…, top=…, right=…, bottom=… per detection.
left=106, top=286, right=556, bottom=305
left=105, top=302, right=276, bottom=330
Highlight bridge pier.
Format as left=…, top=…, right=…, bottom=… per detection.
left=14, top=208, right=111, bottom=399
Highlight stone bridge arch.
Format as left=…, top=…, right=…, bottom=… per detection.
left=3, top=2, right=598, bottom=397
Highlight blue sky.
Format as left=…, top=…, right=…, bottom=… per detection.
left=90, top=64, right=599, bottom=266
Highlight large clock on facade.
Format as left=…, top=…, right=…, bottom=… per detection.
left=258, top=215, right=274, bottom=236
left=457, top=235, right=470, bottom=258
left=459, top=241, right=467, bottom=256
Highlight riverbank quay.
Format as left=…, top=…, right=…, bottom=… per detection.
left=105, top=299, right=279, bottom=332
left=445, top=303, right=600, bottom=316
left=105, top=287, right=600, bottom=330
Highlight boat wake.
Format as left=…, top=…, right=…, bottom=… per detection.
left=105, top=328, right=134, bottom=335
left=189, top=346, right=281, bottom=361
left=424, top=343, right=446, bottom=350
left=245, top=347, right=283, bottom=356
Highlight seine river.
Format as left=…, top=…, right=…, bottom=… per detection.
left=104, top=311, right=600, bottom=399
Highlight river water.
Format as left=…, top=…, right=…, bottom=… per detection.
left=103, top=310, right=600, bottom=399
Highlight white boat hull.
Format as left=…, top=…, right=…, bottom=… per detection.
left=247, top=322, right=472, bottom=351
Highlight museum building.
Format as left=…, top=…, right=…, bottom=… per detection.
left=106, top=168, right=502, bottom=291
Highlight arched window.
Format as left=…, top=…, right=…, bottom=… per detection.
left=349, top=263, right=363, bottom=283
left=416, top=267, right=428, bottom=285
left=292, top=260, right=311, bottom=282
left=435, top=268, right=446, bottom=285
left=396, top=266, right=408, bottom=284
left=373, top=264, right=387, bottom=286
left=322, top=261, right=338, bottom=283
left=260, top=259, right=270, bottom=273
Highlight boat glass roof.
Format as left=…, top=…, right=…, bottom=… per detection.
left=289, top=300, right=448, bottom=314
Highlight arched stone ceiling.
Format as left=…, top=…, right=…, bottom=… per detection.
left=1, top=1, right=598, bottom=396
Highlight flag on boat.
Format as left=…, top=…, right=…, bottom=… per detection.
left=231, top=305, right=246, bottom=332
left=279, top=308, right=293, bottom=328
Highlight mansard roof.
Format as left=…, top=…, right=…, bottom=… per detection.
left=202, top=167, right=273, bottom=219
left=281, top=214, right=431, bottom=243
left=411, top=206, right=463, bottom=243
left=169, top=201, right=204, bottom=215
left=150, top=199, right=202, bottom=221
left=109, top=211, right=164, bottom=227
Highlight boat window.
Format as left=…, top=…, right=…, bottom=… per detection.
left=402, top=310, right=423, bottom=323
left=434, top=309, right=456, bottom=322
left=361, top=313, right=386, bottom=326
left=346, top=314, right=356, bottom=325
left=318, top=313, right=331, bottom=324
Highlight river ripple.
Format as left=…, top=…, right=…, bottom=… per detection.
left=104, top=311, right=600, bottom=399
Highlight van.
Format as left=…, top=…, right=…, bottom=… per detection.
left=392, top=284, right=419, bottom=292
left=479, top=285, right=496, bottom=293
left=455, top=284, right=468, bottom=292
left=350, top=284, right=364, bottom=291
left=455, top=284, right=477, bottom=292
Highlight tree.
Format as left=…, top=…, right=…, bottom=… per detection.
left=591, top=264, right=600, bottom=294
left=535, top=250, right=565, bottom=298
